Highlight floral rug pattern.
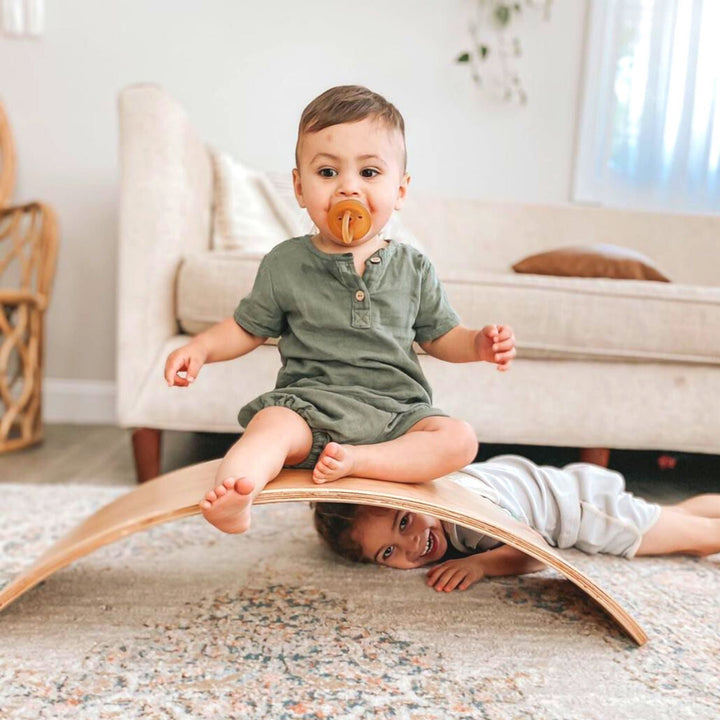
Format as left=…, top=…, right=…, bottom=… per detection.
left=1, top=483, right=719, bottom=719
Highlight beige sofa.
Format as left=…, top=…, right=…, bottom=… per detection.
left=117, top=84, right=720, bottom=481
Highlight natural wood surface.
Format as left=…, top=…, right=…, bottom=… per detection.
left=0, top=461, right=647, bottom=645
left=131, top=427, right=162, bottom=482
left=0, top=103, right=15, bottom=207
left=0, top=101, right=59, bottom=453
left=579, top=447, right=611, bottom=467
left=0, top=203, right=59, bottom=452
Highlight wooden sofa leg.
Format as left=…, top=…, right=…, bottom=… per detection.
left=131, top=427, right=162, bottom=483
left=579, top=447, right=610, bottom=468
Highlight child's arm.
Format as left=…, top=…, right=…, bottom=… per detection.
left=164, top=317, right=266, bottom=387
left=419, top=324, right=516, bottom=371
left=426, top=544, right=546, bottom=592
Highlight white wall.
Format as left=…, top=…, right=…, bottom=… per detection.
left=0, top=0, right=588, bottom=421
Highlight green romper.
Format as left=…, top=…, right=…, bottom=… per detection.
left=234, top=235, right=460, bottom=468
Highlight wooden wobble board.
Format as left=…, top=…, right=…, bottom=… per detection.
left=0, top=460, right=647, bottom=645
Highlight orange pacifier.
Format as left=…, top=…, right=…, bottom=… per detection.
left=327, top=199, right=372, bottom=245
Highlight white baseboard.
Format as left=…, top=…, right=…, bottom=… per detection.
left=43, top=378, right=117, bottom=425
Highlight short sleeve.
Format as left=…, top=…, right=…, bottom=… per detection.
left=443, top=521, right=502, bottom=555
left=413, top=257, right=460, bottom=343
left=233, top=255, right=285, bottom=338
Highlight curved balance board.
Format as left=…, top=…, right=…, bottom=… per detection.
left=0, top=460, right=647, bottom=645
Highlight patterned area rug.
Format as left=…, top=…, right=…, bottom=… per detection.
left=1, top=483, right=718, bottom=720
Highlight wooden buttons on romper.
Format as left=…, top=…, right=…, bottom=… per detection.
left=327, top=199, right=372, bottom=245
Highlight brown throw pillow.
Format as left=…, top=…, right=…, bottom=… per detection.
left=512, top=244, right=670, bottom=282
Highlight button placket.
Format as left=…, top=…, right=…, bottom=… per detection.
left=362, top=246, right=391, bottom=294
left=351, top=279, right=371, bottom=329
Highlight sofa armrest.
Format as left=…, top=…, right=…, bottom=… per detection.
left=116, top=84, right=212, bottom=425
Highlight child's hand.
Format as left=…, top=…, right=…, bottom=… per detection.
left=164, top=342, right=208, bottom=387
left=425, top=557, right=486, bottom=592
left=475, top=324, right=516, bottom=371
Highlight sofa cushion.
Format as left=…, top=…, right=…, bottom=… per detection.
left=399, top=195, right=720, bottom=287
left=442, top=273, right=720, bottom=364
left=177, top=252, right=263, bottom=335
left=511, top=244, right=671, bottom=282
left=128, top=336, right=720, bottom=452
left=176, top=252, right=720, bottom=365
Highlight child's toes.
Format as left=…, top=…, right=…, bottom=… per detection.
left=324, top=442, right=343, bottom=460
left=215, top=485, right=227, bottom=497
left=234, top=477, right=255, bottom=495
left=205, top=490, right=218, bottom=503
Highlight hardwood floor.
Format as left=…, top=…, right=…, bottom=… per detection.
left=0, top=424, right=717, bottom=506
left=0, top=424, right=237, bottom=487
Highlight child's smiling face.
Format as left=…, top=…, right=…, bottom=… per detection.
left=292, top=116, right=410, bottom=249
left=350, top=507, right=448, bottom=569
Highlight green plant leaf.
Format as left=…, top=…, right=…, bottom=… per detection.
left=456, top=52, right=471, bottom=63
left=495, top=4, right=511, bottom=26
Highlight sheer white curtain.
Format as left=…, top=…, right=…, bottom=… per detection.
left=574, top=0, right=720, bottom=214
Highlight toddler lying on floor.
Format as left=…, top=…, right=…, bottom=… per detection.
left=313, top=455, right=720, bottom=592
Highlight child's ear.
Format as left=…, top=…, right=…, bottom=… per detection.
left=292, top=168, right=306, bottom=208
left=394, top=173, right=411, bottom=211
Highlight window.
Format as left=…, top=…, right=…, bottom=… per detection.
left=574, top=0, right=720, bottom=214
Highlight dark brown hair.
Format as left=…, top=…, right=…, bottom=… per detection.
left=295, top=85, right=407, bottom=170
left=312, top=501, right=378, bottom=564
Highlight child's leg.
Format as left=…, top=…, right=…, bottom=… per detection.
left=201, top=406, right=313, bottom=534
left=636, top=507, right=720, bottom=557
left=312, top=416, right=477, bottom=484
left=671, top=494, right=720, bottom=518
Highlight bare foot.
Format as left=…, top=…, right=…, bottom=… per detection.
left=199, top=476, right=255, bottom=533
left=313, top=442, right=356, bottom=483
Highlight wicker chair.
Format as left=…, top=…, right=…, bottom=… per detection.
left=0, top=102, right=59, bottom=452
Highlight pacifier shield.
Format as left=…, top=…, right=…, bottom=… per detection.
left=327, top=200, right=372, bottom=245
